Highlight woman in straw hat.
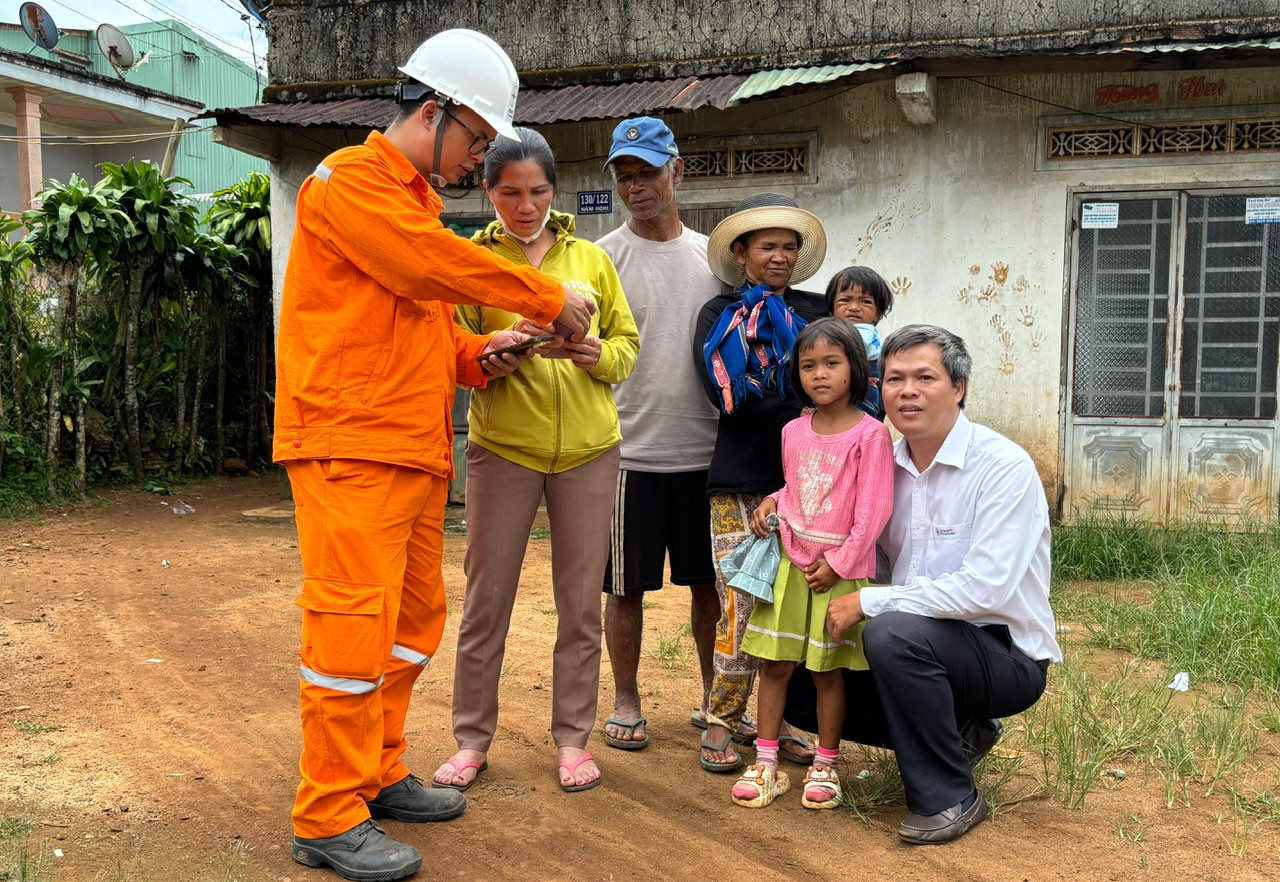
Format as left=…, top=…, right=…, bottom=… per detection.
left=692, top=193, right=827, bottom=774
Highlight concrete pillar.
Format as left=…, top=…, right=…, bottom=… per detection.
left=6, top=86, right=44, bottom=209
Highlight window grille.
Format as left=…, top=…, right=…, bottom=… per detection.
left=1236, top=118, right=1280, bottom=152
left=1137, top=121, right=1229, bottom=156
left=682, top=142, right=810, bottom=179
left=1047, top=116, right=1280, bottom=161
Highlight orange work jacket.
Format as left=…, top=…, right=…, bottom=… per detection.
left=274, top=131, right=565, bottom=478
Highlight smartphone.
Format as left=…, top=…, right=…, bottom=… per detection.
left=476, top=334, right=556, bottom=362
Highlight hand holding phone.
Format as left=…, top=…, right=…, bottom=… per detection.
left=476, top=334, right=556, bottom=362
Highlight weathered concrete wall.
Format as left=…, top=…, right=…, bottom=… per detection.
left=265, top=0, right=1280, bottom=91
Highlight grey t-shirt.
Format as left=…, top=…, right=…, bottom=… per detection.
left=598, top=222, right=722, bottom=472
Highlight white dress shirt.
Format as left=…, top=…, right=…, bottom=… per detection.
left=860, top=412, right=1062, bottom=662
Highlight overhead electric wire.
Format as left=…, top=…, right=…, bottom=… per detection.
left=39, top=0, right=263, bottom=71
left=0, top=125, right=213, bottom=145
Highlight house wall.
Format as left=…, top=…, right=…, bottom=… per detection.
left=0, top=122, right=164, bottom=210
left=265, top=0, right=1280, bottom=88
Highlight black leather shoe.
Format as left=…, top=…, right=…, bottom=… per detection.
left=960, top=718, right=1003, bottom=765
left=899, top=791, right=989, bottom=845
left=292, top=819, right=422, bottom=881
left=368, top=773, right=466, bottom=823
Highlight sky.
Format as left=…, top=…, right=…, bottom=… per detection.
left=13, top=0, right=266, bottom=70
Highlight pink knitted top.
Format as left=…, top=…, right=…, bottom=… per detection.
left=769, top=413, right=895, bottom=580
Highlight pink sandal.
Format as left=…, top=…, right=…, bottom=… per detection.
left=731, top=764, right=791, bottom=808
left=801, top=764, right=842, bottom=809
left=432, top=754, right=488, bottom=792
left=558, top=751, right=602, bottom=793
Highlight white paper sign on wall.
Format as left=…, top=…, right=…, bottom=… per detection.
left=1245, top=196, right=1280, bottom=225
left=1082, top=202, right=1120, bottom=230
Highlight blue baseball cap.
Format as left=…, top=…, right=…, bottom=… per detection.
left=604, top=117, right=680, bottom=170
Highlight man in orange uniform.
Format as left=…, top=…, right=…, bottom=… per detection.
left=274, top=29, right=597, bottom=882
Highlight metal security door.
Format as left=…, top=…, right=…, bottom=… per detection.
left=1065, top=197, right=1176, bottom=520
left=1172, top=193, right=1280, bottom=521
left=1064, top=191, right=1280, bottom=523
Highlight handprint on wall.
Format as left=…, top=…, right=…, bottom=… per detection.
left=1029, top=330, right=1045, bottom=352
left=890, top=276, right=911, bottom=299
left=1018, top=305, right=1036, bottom=327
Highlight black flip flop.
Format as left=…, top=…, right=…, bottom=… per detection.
left=604, top=716, right=649, bottom=751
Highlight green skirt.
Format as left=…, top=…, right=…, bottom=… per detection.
left=739, top=554, right=869, bottom=672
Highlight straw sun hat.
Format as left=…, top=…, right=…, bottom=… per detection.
left=706, top=193, right=828, bottom=287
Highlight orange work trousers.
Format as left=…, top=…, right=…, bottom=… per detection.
left=285, top=458, right=449, bottom=839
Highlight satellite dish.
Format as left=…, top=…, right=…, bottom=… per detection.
left=19, top=2, right=59, bottom=52
left=96, top=23, right=136, bottom=75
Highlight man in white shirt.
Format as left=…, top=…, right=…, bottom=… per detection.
left=794, top=324, right=1062, bottom=844
left=597, top=117, right=723, bottom=750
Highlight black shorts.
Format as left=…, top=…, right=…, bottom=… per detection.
left=603, top=469, right=716, bottom=596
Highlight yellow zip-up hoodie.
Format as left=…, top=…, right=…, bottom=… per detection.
left=456, top=211, right=639, bottom=473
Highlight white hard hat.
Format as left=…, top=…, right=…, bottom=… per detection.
left=398, top=29, right=519, bottom=139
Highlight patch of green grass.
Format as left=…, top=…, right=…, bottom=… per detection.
left=0, top=836, right=50, bottom=882
left=838, top=746, right=905, bottom=823
left=1115, top=812, right=1146, bottom=842
left=529, top=526, right=550, bottom=540
left=645, top=631, right=685, bottom=668
left=16, top=755, right=59, bottom=769
left=1189, top=689, right=1256, bottom=797
left=676, top=621, right=693, bottom=638
left=213, top=836, right=253, bottom=882
left=0, top=815, right=34, bottom=839
left=1053, top=518, right=1280, bottom=693
left=1231, top=789, right=1280, bottom=824
left=10, top=720, right=61, bottom=735
left=1153, top=720, right=1197, bottom=807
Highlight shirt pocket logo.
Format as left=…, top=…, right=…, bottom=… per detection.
left=927, top=521, right=972, bottom=571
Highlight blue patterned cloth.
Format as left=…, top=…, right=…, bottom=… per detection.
left=703, top=283, right=808, bottom=414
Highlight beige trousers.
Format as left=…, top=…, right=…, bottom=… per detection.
left=451, top=442, right=620, bottom=751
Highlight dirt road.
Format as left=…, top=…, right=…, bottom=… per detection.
left=1, top=476, right=1276, bottom=880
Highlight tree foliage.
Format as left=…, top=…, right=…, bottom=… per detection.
left=0, top=161, right=274, bottom=508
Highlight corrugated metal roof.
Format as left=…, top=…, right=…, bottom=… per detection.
left=730, top=62, right=891, bottom=102
left=210, top=96, right=398, bottom=128
left=1088, top=39, right=1280, bottom=54
left=208, top=74, right=751, bottom=129
left=518, top=74, right=747, bottom=124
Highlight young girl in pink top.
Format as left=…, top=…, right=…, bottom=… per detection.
left=733, top=317, right=894, bottom=810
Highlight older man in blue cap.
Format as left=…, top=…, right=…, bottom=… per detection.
left=598, top=117, right=723, bottom=751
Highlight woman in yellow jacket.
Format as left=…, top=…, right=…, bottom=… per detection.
left=434, top=127, right=639, bottom=793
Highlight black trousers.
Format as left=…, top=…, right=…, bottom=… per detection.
left=783, top=611, right=1048, bottom=815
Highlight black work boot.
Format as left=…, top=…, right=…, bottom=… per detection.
left=292, top=819, right=421, bottom=881
left=368, top=773, right=466, bottom=823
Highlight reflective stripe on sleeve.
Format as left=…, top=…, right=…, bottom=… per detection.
left=299, top=664, right=383, bottom=694
left=314, top=163, right=333, bottom=182
left=390, top=644, right=430, bottom=666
